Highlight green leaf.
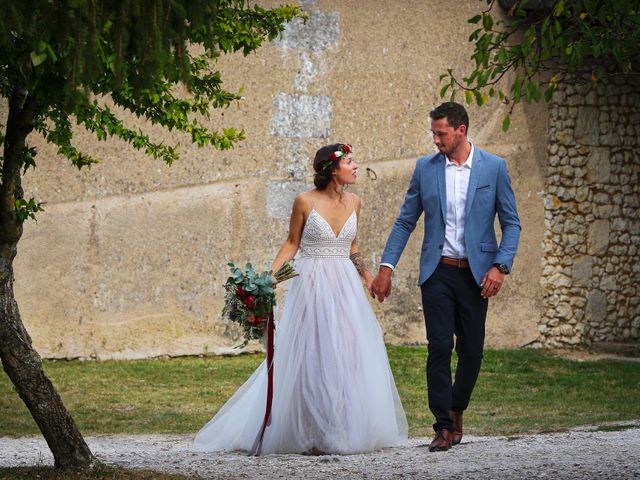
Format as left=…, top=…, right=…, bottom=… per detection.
left=30, top=51, right=47, bottom=67
left=473, top=89, right=484, bottom=106
left=482, top=13, right=493, bottom=31
left=544, top=85, right=555, bottom=102
left=15, top=198, right=44, bottom=222
left=469, top=28, right=482, bottom=42
left=541, top=17, right=550, bottom=36
left=439, top=84, right=450, bottom=98
left=512, top=75, right=523, bottom=103
left=497, top=48, right=507, bottom=64
left=530, top=82, right=542, bottom=102
left=502, top=116, right=511, bottom=132
left=468, top=14, right=482, bottom=24
left=465, top=90, right=473, bottom=105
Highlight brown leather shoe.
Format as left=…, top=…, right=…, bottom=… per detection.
left=428, top=429, right=452, bottom=452
left=451, top=410, right=463, bottom=445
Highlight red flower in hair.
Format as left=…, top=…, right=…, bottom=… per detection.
left=329, top=144, right=352, bottom=162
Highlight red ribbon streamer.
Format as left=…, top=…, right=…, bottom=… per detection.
left=250, top=305, right=275, bottom=456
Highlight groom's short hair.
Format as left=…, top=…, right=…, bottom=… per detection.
left=430, top=102, right=469, bottom=134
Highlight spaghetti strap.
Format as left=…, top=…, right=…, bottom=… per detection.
left=349, top=193, right=356, bottom=213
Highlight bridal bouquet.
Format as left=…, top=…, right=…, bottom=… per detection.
left=222, top=262, right=298, bottom=347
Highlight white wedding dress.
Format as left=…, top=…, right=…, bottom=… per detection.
left=193, top=208, right=408, bottom=454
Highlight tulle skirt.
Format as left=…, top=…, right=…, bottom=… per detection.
left=193, top=257, right=408, bottom=454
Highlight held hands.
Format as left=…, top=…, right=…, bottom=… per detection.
left=370, top=266, right=393, bottom=302
left=364, top=272, right=375, bottom=299
left=480, top=267, right=505, bottom=298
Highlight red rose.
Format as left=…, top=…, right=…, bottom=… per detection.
left=236, top=287, right=247, bottom=298
left=329, top=152, right=338, bottom=161
left=343, top=144, right=351, bottom=153
left=247, top=295, right=256, bottom=303
left=247, top=315, right=266, bottom=325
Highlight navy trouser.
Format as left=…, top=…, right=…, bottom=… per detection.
left=420, top=262, right=488, bottom=432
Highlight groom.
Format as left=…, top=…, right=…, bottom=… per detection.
left=371, top=102, right=521, bottom=452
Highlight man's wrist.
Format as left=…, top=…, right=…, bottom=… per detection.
left=493, top=263, right=509, bottom=274
left=378, top=265, right=393, bottom=276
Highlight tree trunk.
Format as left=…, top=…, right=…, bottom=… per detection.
left=0, top=86, right=94, bottom=468
left=0, top=268, right=94, bottom=468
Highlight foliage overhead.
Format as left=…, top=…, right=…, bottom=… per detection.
left=0, top=1, right=302, bottom=221
left=440, top=0, right=640, bottom=130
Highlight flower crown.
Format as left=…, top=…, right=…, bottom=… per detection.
left=315, top=144, right=352, bottom=177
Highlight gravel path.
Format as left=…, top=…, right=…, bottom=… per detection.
left=2, top=421, right=640, bottom=479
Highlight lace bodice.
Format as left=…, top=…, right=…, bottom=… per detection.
left=299, top=209, right=357, bottom=258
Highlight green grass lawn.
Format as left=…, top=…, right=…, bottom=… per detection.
left=1, top=346, right=639, bottom=439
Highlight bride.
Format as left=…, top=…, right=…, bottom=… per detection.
left=193, top=143, right=408, bottom=454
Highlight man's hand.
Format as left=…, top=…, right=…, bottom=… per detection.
left=480, top=267, right=505, bottom=298
left=371, top=266, right=393, bottom=302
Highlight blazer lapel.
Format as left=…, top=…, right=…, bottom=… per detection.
left=436, top=154, right=446, bottom=223
left=465, top=147, right=481, bottom=215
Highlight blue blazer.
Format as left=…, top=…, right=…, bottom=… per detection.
left=380, top=146, right=521, bottom=286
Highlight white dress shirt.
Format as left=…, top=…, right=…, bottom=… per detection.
left=380, top=144, right=474, bottom=271
left=442, top=143, right=474, bottom=259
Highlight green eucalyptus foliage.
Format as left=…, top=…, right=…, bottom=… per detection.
left=440, top=0, right=640, bottom=130
left=0, top=0, right=302, bottom=218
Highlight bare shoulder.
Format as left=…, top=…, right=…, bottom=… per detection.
left=293, top=190, right=315, bottom=214
left=349, top=192, right=362, bottom=213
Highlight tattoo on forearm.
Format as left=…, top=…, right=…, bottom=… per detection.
left=349, top=252, right=369, bottom=277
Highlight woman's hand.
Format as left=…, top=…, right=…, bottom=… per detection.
left=364, top=272, right=375, bottom=298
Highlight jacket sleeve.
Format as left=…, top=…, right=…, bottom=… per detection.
left=494, top=159, right=521, bottom=271
left=380, top=159, right=424, bottom=268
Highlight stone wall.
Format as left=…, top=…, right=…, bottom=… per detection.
left=3, top=1, right=549, bottom=359
left=538, top=76, right=640, bottom=347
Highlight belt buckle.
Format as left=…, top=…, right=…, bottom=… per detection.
left=457, top=258, right=463, bottom=268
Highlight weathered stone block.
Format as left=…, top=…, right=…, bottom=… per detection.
left=588, top=219, right=609, bottom=255
left=587, top=147, right=611, bottom=183
left=600, top=275, right=617, bottom=291
left=556, top=303, right=572, bottom=319
left=543, top=194, right=563, bottom=210
left=271, top=93, right=332, bottom=138
left=586, top=290, right=608, bottom=324
left=572, top=256, right=593, bottom=287
left=273, top=11, right=340, bottom=52
left=575, top=107, right=600, bottom=145
left=559, top=324, right=575, bottom=336
left=547, top=272, right=572, bottom=288
left=266, top=180, right=312, bottom=220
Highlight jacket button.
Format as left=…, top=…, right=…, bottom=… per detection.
left=438, top=245, right=443, bottom=249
